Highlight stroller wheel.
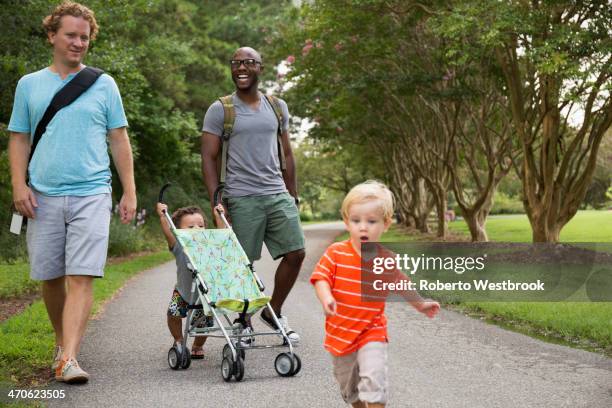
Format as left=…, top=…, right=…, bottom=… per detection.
left=223, top=344, right=232, bottom=360
left=223, top=343, right=245, bottom=361
left=221, top=357, right=233, bottom=382
left=233, top=355, right=245, bottom=381
left=180, top=348, right=191, bottom=369
left=235, top=343, right=246, bottom=360
left=274, top=353, right=295, bottom=377
left=168, top=347, right=180, bottom=370
left=291, top=353, right=302, bottom=375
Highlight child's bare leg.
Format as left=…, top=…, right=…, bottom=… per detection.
left=366, top=404, right=384, bottom=408
left=351, top=402, right=366, bottom=408
left=167, top=315, right=183, bottom=343
left=193, top=336, right=207, bottom=348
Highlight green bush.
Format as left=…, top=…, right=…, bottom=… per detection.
left=299, top=210, right=340, bottom=222
left=299, top=211, right=313, bottom=222
left=0, top=225, right=27, bottom=263
left=490, top=191, right=524, bottom=215
left=320, top=211, right=341, bottom=220
left=0, top=262, right=37, bottom=299
left=107, top=214, right=163, bottom=257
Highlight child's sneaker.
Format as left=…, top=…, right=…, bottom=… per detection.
left=55, top=359, right=89, bottom=384
left=238, top=325, right=255, bottom=347
left=233, top=319, right=255, bottom=347
left=51, top=346, right=63, bottom=371
left=260, top=310, right=300, bottom=344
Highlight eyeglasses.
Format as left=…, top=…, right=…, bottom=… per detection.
left=229, top=59, right=261, bottom=69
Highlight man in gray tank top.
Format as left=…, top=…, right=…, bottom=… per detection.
left=201, top=47, right=304, bottom=343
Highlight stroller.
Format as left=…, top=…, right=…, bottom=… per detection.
left=159, top=184, right=301, bottom=382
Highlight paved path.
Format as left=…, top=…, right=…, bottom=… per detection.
left=50, top=222, right=611, bottom=407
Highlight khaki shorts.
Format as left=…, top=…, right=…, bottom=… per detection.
left=225, top=192, right=305, bottom=262
left=26, top=191, right=112, bottom=281
left=332, top=342, right=389, bottom=405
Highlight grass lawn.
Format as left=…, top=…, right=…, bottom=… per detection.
left=350, top=211, right=612, bottom=355
left=457, top=302, right=611, bottom=353
left=446, top=210, right=611, bottom=354
left=0, top=251, right=173, bottom=386
left=335, top=224, right=422, bottom=243
left=0, top=262, right=38, bottom=300
left=448, top=210, right=612, bottom=242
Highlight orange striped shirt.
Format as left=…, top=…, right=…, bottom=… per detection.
left=310, top=240, right=391, bottom=356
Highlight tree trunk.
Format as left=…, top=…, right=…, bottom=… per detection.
left=528, top=209, right=563, bottom=243
left=403, top=214, right=416, bottom=229
left=414, top=178, right=433, bottom=233
left=463, top=209, right=489, bottom=242
left=415, top=211, right=430, bottom=233
left=435, top=193, right=447, bottom=239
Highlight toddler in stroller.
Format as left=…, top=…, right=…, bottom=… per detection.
left=156, top=202, right=225, bottom=361
left=157, top=184, right=302, bottom=381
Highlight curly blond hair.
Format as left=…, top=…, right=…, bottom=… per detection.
left=42, top=1, right=99, bottom=40
left=341, top=180, right=395, bottom=223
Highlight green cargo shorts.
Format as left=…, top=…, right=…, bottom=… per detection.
left=225, top=192, right=305, bottom=262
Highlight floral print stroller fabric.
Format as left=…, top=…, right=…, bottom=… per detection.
left=174, top=228, right=271, bottom=314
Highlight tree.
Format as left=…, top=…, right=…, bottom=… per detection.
left=444, top=0, right=612, bottom=242
left=276, top=0, right=521, bottom=240
left=274, top=1, right=440, bottom=232
left=295, top=139, right=377, bottom=217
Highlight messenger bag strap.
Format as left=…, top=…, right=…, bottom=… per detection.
left=28, top=66, right=104, bottom=164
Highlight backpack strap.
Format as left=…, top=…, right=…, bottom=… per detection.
left=263, top=94, right=287, bottom=172
left=217, top=93, right=287, bottom=185
left=29, top=66, right=104, bottom=164
left=218, top=94, right=235, bottom=184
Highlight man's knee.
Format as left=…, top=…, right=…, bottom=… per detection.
left=66, top=275, right=94, bottom=291
left=43, top=276, right=66, bottom=289
left=283, top=249, right=305, bottom=266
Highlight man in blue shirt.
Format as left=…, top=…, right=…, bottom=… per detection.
left=8, top=2, right=136, bottom=383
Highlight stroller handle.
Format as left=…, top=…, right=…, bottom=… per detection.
left=158, top=182, right=172, bottom=204
left=213, top=184, right=224, bottom=207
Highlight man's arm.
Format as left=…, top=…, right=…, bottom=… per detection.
left=280, top=130, right=298, bottom=199
left=8, top=132, right=38, bottom=219
left=108, top=127, right=136, bottom=224
left=201, top=131, right=226, bottom=225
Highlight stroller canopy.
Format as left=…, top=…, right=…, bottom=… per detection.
left=175, top=229, right=270, bottom=314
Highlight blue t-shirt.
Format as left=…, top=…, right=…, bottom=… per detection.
left=8, top=67, right=128, bottom=196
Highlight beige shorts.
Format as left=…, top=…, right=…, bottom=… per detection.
left=26, top=191, right=112, bottom=281
left=332, top=341, right=388, bottom=405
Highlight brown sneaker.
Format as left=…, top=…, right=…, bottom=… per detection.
left=51, top=346, right=63, bottom=371
left=55, top=359, right=89, bottom=384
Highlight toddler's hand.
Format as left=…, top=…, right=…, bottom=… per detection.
left=213, top=204, right=228, bottom=227
left=416, top=300, right=440, bottom=318
left=214, top=204, right=225, bottom=215
left=321, top=295, right=337, bottom=317
left=156, top=203, right=168, bottom=217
